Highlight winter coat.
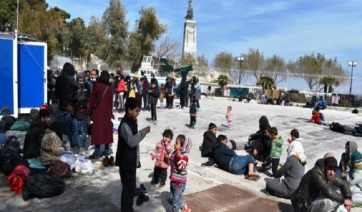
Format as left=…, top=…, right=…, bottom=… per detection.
left=117, top=79, right=125, bottom=93
left=192, top=82, right=201, bottom=100
left=190, top=104, right=197, bottom=117
left=270, top=135, right=284, bottom=158
left=23, top=120, right=48, bottom=159
left=179, top=80, right=189, bottom=95
left=74, top=82, right=90, bottom=120
left=213, top=144, right=236, bottom=172
left=151, top=140, right=173, bottom=169
left=88, top=83, right=113, bottom=145
left=40, top=129, right=65, bottom=165
left=201, top=130, right=217, bottom=157
left=291, top=158, right=352, bottom=211
left=165, top=81, right=174, bottom=96
left=149, top=87, right=160, bottom=105
left=309, top=113, right=321, bottom=124
left=170, top=136, right=192, bottom=184
left=55, top=69, right=76, bottom=110
left=159, top=86, right=166, bottom=102
left=250, top=116, right=271, bottom=141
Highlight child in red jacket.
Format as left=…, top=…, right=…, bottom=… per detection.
left=309, top=110, right=328, bottom=126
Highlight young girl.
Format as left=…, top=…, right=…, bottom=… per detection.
left=148, top=78, right=160, bottom=125
left=170, top=134, right=192, bottom=212
left=226, top=106, right=232, bottom=128
left=151, top=129, right=173, bottom=187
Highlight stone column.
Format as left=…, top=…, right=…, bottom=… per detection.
left=182, top=20, right=197, bottom=61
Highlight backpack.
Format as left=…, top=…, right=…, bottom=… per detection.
left=0, top=136, right=29, bottom=175
left=22, top=173, right=65, bottom=201
left=330, top=122, right=345, bottom=133
left=0, top=116, right=16, bottom=133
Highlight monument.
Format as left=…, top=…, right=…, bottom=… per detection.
left=182, top=0, right=197, bottom=62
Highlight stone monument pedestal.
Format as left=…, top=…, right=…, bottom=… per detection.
left=182, top=20, right=197, bottom=61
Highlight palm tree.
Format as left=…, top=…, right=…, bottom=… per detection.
left=217, top=74, right=229, bottom=96
left=256, top=76, right=276, bottom=89
left=319, top=76, right=340, bottom=93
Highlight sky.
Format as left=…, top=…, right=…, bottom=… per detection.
left=46, top=0, right=362, bottom=94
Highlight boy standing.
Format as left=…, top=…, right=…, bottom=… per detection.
left=115, top=98, right=151, bottom=212
left=263, top=127, right=284, bottom=176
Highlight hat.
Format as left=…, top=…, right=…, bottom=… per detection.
left=351, top=151, right=362, bottom=165
left=324, top=157, right=338, bottom=168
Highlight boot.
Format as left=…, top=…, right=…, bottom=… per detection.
left=102, top=156, right=110, bottom=167
left=109, top=156, right=115, bottom=166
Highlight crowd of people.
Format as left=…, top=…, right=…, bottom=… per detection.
left=1, top=62, right=362, bottom=212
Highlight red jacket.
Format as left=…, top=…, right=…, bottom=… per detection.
left=117, top=79, right=125, bottom=93
left=309, top=113, right=321, bottom=123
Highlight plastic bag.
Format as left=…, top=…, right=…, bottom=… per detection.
left=59, top=151, right=76, bottom=170
left=74, top=155, right=94, bottom=175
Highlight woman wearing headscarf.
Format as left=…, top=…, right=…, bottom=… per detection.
left=265, top=129, right=306, bottom=199
left=249, top=116, right=271, bottom=161
left=88, top=71, right=113, bottom=158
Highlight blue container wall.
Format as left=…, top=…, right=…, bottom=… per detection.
left=0, top=39, right=15, bottom=114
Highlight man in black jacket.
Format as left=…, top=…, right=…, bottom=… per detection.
left=55, top=63, right=77, bottom=147
left=291, top=156, right=352, bottom=212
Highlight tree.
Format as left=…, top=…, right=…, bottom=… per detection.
left=129, top=7, right=166, bottom=72
left=319, top=76, right=340, bottom=93
left=18, top=3, right=68, bottom=61
left=245, top=48, right=265, bottom=82
left=101, top=0, right=128, bottom=70
left=0, top=0, right=46, bottom=32
left=256, top=76, right=276, bottom=89
left=213, top=52, right=233, bottom=74
left=153, top=34, right=181, bottom=60
left=84, top=16, right=106, bottom=69
left=217, top=74, right=229, bottom=89
left=61, top=17, right=86, bottom=60
left=197, top=54, right=208, bottom=67
left=287, top=53, right=347, bottom=90
left=263, top=55, right=287, bottom=85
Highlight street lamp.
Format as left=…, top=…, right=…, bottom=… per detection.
left=348, top=61, right=357, bottom=94
left=237, top=54, right=245, bottom=84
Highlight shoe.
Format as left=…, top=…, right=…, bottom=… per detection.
left=102, top=156, right=110, bottom=167
left=159, top=181, right=165, bottom=187
left=182, top=204, right=191, bottom=212
left=88, top=154, right=100, bottom=160
left=201, top=161, right=214, bottom=167
left=136, top=193, right=149, bottom=206
left=109, top=156, right=115, bottom=166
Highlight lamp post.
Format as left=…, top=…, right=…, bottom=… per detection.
left=348, top=61, right=357, bottom=94
left=237, top=54, right=244, bottom=84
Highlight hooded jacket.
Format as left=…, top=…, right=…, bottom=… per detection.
left=201, top=130, right=217, bottom=157
left=169, top=136, right=192, bottom=184
left=291, top=158, right=352, bottom=211
left=55, top=63, right=77, bottom=110
left=23, top=119, right=48, bottom=159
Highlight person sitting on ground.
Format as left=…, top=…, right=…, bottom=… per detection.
left=339, top=141, right=358, bottom=180
left=248, top=116, right=271, bottom=161
left=265, top=129, right=306, bottom=199
left=23, top=110, right=50, bottom=159
left=213, top=135, right=260, bottom=180
left=291, top=156, right=353, bottom=212
left=308, top=109, right=328, bottom=126
left=348, top=150, right=362, bottom=204
left=201, top=123, right=218, bottom=166
left=40, top=121, right=69, bottom=166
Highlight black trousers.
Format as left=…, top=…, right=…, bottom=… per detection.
left=151, top=104, right=157, bottom=121
left=166, top=95, right=171, bottom=108
left=153, top=166, right=167, bottom=183
left=190, top=116, right=196, bottom=127
left=120, top=168, right=136, bottom=212
left=180, top=94, right=187, bottom=108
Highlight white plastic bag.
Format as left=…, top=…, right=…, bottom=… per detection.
left=74, top=155, right=94, bottom=175
left=60, top=151, right=76, bottom=169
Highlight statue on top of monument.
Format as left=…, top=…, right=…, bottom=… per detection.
left=185, top=0, right=193, bottom=20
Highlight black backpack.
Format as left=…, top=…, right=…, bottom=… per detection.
left=0, top=136, right=29, bottom=175
left=330, top=122, right=345, bottom=133
left=0, top=116, right=16, bottom=133
left=22, top=173, right=65, bottom=201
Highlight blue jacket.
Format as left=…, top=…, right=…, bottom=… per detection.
left=213, top=144, right=236, bottom=172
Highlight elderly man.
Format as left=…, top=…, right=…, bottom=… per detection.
left=291, top=156, right=352, bottom=212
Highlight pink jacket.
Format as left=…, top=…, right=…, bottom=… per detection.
left=151, top=140, right=173, bottom=169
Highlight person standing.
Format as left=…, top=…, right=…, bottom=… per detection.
left=115, top=98, right=150, bottom=212
left=88, top=71, right=113, bottom=158
left=117, top=74, right=125, bottom=113
left=142, top=76, right=150, bottom=110
left=179, top=77, right=189, bottom=109
left=148, top=78, right=159, bottom=125
left=191, top=76, right=201, bottom=109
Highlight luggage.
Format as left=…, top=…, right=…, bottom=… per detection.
left=22, top=173, right=65, bottom=201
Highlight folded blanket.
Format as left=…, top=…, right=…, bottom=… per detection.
left=7, top=165, right=31, bottom=194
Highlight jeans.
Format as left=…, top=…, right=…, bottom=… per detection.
left=94, top=144, right=110, bottom=156
left=310, top=195, right=340, bottom=212
left=58, top=109, right=74, bottom=145
left=170, top=182, right=186, bottom=212
left=118, top=92, right=124, bottom=111
left=271, top=158, right=280, bottom=176
left=153, top=166, right=167, bottom=183
left=180, top=94, right=187, bottom=108
left=119, top=168, right=136, bottom=212
left=151, top=104, right=157, bottom=121
left=114, top=93, right=119, bottom=110
left=142, top=93, right=149, bottom=109
left=73, top=119, right=87, bottom=149
left=230, top=155, right=256, bottom=175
